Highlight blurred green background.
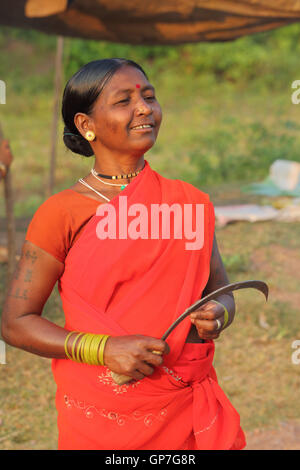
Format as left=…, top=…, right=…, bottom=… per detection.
left=0, top=24, right=300, bottom=449
left=1, top=24, right=300, bottom=215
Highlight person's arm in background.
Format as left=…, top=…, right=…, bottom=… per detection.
left=0, top=125, right=13, bottom=181
left=190, top=232, right=236, bottom=340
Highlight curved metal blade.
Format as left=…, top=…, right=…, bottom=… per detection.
left=161, top=279, right=269, bottom=341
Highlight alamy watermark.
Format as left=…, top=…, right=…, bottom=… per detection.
left=291, top=80, right=300, bottom=104
left=0, top=80, right=5, bottom=104
left=95, top=197, right=205, bottom=250
left=0, top=340, right=6, bottom=364
left=291, top=340, right=300, bottom=365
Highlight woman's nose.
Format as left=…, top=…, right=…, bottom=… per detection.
left=136, top=97, right=152, bottom=115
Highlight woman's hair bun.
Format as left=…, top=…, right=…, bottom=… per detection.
left=63, top=126, right=94, bottom=157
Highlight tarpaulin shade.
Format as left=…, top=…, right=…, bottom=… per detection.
left=1, top=0, right=300, bottom=45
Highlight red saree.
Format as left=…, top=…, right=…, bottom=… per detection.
left=52, top=159, right=246, bottom=450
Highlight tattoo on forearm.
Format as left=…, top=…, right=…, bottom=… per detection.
left=24, top=249, right=38, bottom=265
left=24, top=269, right=33, bottom=283
left=8, top=287, right=29, bottom=300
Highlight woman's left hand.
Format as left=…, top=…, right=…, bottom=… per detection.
left=190, top=301, right=226, bottom=341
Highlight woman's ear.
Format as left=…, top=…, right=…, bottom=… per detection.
left=74, top=112, right=95, bottom=138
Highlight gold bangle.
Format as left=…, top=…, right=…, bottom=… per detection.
left=90, top=335, right=102, bottom=365
left=83, top=334, right=94, bottom=365
left=223, top=309, right=229, bottom=328
left=211, top=300, right=229, bottom=329
left=75, top=333, right=85, bottom=363
left=98, top=335, right=110, bottom=366
left=64, top=331, right=79, bottom=360
left=71, top=332, right=85, bottom=362
left=77, top=333, right=89, bottom=363
left=64, top=331, right=110, bottom=366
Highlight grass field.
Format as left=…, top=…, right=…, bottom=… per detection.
left=0, top=28, right=300, bottom=449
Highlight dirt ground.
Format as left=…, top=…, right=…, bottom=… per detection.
left=245, top=420, right=300, bottom=450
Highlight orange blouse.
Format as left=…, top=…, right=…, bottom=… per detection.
left=25, top=189, right=100, bottom=263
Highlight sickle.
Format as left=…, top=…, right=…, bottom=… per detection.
left=161, top=279, right=268, bottom=340
left=110, top=279, right=269, bottom=385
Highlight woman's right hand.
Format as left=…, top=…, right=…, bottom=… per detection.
left=104, top=335, right=170, bottom=381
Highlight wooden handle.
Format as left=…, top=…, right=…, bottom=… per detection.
left=110, top=350, right=163, bottom=385
left=110, top=372, right=133, bottom=385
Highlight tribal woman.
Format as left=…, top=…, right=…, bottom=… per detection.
left=1, top=58, right=246, bottom=450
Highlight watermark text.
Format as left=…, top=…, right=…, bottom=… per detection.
left=0, top=80, right=5, bottom=104
left=0, top=340, right=6, bottom=364
left=95, top=197, right=205, bottom=250
left=291, top=340, right=300, bottom=365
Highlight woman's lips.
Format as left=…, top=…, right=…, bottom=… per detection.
left=130, top=126, right=154, bottom=133
left=131, top=127, right=153, bottom=132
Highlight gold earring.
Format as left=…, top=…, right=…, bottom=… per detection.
left=85, top=131, right=95, bottom=142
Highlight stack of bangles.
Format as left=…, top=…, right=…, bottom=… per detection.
left=64, top=331, right=110, bottom=366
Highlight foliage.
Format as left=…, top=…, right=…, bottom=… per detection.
left=2, top=22, right=300, bottom=86
left=1, top=23, right=300, bottom=215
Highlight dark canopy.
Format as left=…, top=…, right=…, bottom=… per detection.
left=1, top=0, right=300, bottom=45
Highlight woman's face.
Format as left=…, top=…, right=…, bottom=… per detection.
left=84, top=65, right=162, bottom=156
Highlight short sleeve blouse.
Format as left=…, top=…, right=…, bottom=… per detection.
left=25, top=189, right=100, bottom=263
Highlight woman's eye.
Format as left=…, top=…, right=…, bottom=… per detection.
left=117, top=96, right=155, bottom=104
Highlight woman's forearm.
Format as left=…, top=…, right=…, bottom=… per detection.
left=1, top=312, right=170, bottom=381
left=2, top=313, right=70, bottom=359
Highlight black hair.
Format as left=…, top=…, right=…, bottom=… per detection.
left=62, top=58, right=148, bottom=157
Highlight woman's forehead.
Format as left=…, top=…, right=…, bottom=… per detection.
left=106, top=66, right=151, bottom=95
